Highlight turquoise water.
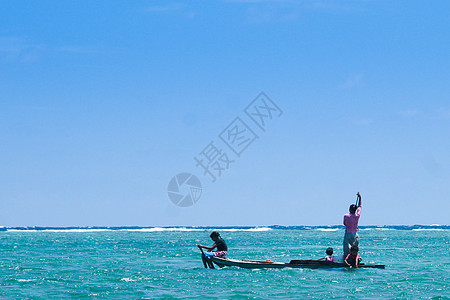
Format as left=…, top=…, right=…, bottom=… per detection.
left=1, top=226, right=449, bottom=299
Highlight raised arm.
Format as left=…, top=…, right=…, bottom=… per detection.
left=356, top=192, right=362, bottom=207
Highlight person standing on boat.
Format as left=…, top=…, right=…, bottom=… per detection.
left=343, top=192, right=362, bottom=257
left=197, top=231, right=228, bottom=258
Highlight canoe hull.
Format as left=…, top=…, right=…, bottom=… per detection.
left=211, top=257, right=385, bottom=269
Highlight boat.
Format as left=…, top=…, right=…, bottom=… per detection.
left=210, top=257, right=385, bottom=269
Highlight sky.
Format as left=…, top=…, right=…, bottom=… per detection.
left=1, top=0, right=449, bottom=227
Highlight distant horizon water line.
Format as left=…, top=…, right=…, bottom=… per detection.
left=1, top=224, right=449, bottom=232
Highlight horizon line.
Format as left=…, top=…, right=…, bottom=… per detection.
left=1, top=224, right=448, bottom=229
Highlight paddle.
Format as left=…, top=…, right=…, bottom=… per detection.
left=198, top=246, right=208, bottom=268
left=198, top=245, right=215, bottom=269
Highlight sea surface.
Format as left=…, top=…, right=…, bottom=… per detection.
left=1, top=225, right=449, bottom=299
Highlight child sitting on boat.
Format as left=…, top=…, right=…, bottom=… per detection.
left=345, top=245, right=362, bottom=268
left=317, top=247, right=335, bottom=262
left=197, top=231, right=228, bottom=258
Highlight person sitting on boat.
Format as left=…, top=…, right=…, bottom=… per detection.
left=343, top=192, right=362, bottom=256
left=317, top=247, right=335, bottom=262
left=197, top=231, right=228, bottom=258
left=345, top=245, right=362, bottom=268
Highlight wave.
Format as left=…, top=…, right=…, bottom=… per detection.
left=119, top=228, right=205, bottom=232
left=219, top=227, right=271, bottom=232
left=1, top=226, right=271, bottom=233
left=1, top=225, right=449, bottom=232
left=360, top=228, right=394, bottom=231
left=6, top=229, right=109, bottom=233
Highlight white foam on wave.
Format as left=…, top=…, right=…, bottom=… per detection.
left=412, top=229, right=444, bottom=231
left=5, top=227, right=272, bottom=233
left=120, top=228, right=205, bottom=232
left=123, top=227, right=271, bottom=232
left=46, top=229, right=109, bottom=233
left=219, top=227, right=272, bottom=232
left=316, top=228, right=339, bottom=232
left=7, top=229, right=111, bottom=233
left=17, top=279, right=36, bottom=282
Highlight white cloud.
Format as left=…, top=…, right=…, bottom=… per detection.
left=224, top=0, right=369, bottom=24
left=308, top=0, right=368, bottom=13
left=421, top=155, right=444, bottom=179
left=356, top=118, right=373, bottom=126
left=0, top=37, right=44, bottom=63
left=55, top=46, right=100, bottom=54
left=226, top=0, right=368, bottom=13
left=245, top=5, right=300, bottom=23
left=437, top=108, right=450, bottom=118
left=143, top=3, right=196, bottom=18
left=0, top=37, right=99, bottom=64
left=226, top=0, right=295, bottom=3
left=144, top=3, right=186, bottom=13
left=339, top=74, right=363, bottom=89
left=399, top=109, right=418, bottom=117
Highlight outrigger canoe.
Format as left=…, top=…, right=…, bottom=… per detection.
left=211, top=257, right=385, bottom=269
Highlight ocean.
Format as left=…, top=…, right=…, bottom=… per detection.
left=1, top=225, right=449, bottom=299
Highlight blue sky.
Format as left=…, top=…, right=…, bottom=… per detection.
left=1, top=0, right=449, bottom=227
